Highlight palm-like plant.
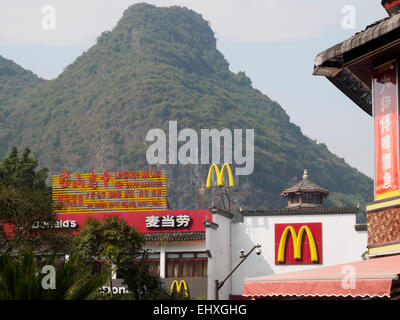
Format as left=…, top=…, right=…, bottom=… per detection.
left=0, top=251, right=109, bottom=300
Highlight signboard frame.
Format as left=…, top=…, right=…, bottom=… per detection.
left=274, top=223, right=322, bottom=265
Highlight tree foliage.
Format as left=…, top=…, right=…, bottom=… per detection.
left=72, top=216, right=169, bottom=299
left=72, top=216, right=144, bottom=266
left=0, top=55, right=43, bottom=107
left=117, top=257, right=170, bottom=300
left=0, top=147, right=72, bottom=255
left=0, top=250, right=109, bottom=300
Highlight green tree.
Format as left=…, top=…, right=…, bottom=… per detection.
left=0, top=146, right=48, bottom=190
left=0, top=147, right=72, bottom=255
left=0, top=250, right=109, bottom=300
left=117, top=252, right=170, bottom=300
left=72, top=216, right=145, bottom=296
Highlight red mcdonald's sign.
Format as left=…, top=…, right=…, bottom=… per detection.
left=275, top=223, right=322, bottom=265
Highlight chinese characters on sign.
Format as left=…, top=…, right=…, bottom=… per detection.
left=53, top=169, right=167, bottom=213
left=373, top=61, right=400, bottom=200
left=145, top=214, right=191, bottom=229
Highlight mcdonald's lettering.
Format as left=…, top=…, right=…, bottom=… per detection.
left=170, top=280, right=189, bottom=298
left=206, top=163, right=234, bottom=188
left=275, top=223, right=322, bottom=265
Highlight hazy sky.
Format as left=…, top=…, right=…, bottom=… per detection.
left=0, top=0, right=389, bottom=178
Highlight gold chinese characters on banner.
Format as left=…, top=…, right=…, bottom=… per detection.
left=53, top=169, right=167, bottom=214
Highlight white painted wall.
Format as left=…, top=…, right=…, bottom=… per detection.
left=205, top=211, right=232, bottom=300
left=140, top=211, right=366, bottom=299
left=230, top=213, right=367, bottom=296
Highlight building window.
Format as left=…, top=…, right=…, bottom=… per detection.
left=146, top=253, right=160, bottom=277
left=289, top=194, right=299, bottom=204
left=313, top=193, right=322, bottom=204
left=92, top=260, right=107, bottom=275
left=117, top=253, right=161, bottom=278
left=166, top=252, right=208, bottom=278
left=303, top=193, right=313, bottom=203
left=135, top=253, right=160, bottom=277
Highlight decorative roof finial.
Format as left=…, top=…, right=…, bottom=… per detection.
left=381, top=0, right=400, bottom=16
left=303, top=169, right=308, bottom=180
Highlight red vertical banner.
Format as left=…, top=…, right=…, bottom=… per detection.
left=373, top=60, right=399, bottom=200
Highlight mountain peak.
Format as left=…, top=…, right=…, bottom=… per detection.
left=0, top=55, right=43, bottom=104
left=93, top=3, right=225, bottom=73
left=115, top=3, right=216, bottom=49
left=60, top=3, right=229, bottom=84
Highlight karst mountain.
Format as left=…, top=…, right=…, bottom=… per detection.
left=0, top=3, right=372, bottom=221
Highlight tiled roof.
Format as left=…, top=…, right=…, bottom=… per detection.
left=144, top=231, right=205, bottom=242
left=282, top=179, right=329, bottom=194
left=313, top=11, right=400, bottom=115
left=314, top=13, right=397, bottom=70
left=241, top=206, right=358, bottom=216
left=281, top=170, right=329, bottom=195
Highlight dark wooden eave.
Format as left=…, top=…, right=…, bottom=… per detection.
left=313, top=12, right=400, bottom=116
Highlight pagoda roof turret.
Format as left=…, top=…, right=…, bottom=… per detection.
left=281, top=169, right=329, bottom=197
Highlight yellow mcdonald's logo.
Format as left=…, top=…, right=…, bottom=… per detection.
left=277, top=225, right=318, bottom=263
left=206, top=163, right=234, bottom=188
left=170, top=280, right=189, bottom=298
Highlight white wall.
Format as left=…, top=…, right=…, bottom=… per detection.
left=140, top=212, right=367, bottom=299
left=205, top=211, right=232, bottom=300
left=230, top=213, right=367, bottom=296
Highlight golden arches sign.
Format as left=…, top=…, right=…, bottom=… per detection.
left=277, top=225, right=318, bottom=263
left=206, top=163, right=234, bottom=188
left=169, top=280, right=189, bottom=298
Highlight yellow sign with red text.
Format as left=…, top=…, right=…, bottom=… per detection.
left=53, top=169, right=167, bottom=214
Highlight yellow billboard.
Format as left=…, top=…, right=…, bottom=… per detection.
left=53, top=168, right=167, bottom=214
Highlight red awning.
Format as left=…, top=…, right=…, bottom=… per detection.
left=242, top=255, right=400, bottom=298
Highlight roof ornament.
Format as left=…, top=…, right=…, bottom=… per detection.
left=381, top=0, right=400, bottom=16
left=303, top=169, right=309, bottom=180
